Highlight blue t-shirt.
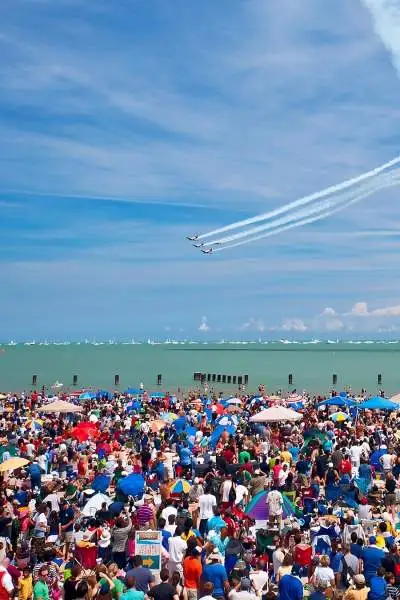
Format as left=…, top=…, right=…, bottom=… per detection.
left=351, top=543, right=363, bottom=559
left=120, top=590, right=145, bottom=600
left=361, top=547, right=385, bottom=576
left=279, top=574, right=303, bottom=600
left=202, top=564, right=227, bottom=596
left=368, top=575, right=387, bottom=600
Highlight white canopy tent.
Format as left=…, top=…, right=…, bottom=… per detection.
left=249, top=406, right=302, bottom=423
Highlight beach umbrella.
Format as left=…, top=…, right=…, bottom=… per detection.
left=246, top=491, right=298, bottom=520
left=26, top=418, right=43, bottom=432
left=169, top=479, right=191, bottom=494
left=225, top=405, right=243, bottom=414
left=330, top=411, right=350, bottom=422
left=150, top=420, right=166, bottom=433
left=92, top=474, right=111, bottom=493
left=38, top=400, right=83, bottom=413
left=209, top=425, right=236, bottom=448
left=89, top=414, right=98, bottom=423
left=71, top=422, right=99, bottom=441
left=0, top=457, right=30, bottom=472
left=109, top=501, right=125, bottom=515
left=82, top=492, right=112, bottom=517
left=226, top=397, right=242, bottom=405
left=117, top=473, right=145, bottom=498
left=215, top=414, right=238, bottom=428
left=149, top=392, right=165, bottom=398
left=124, top=388, right=144, bottom=396
left=317, top=397, right=355, bottom=409
left=358, top=397, right=398, bottom=411
left=79, top=392, right=95, bottom=400
left=160, top=412, right=178, bottom=423
left=249, top=406, right=302, bottom=423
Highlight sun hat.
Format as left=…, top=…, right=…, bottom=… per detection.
left=207, top=551, right=222, bottom=563
left=354, top=574, right=366, bottom=586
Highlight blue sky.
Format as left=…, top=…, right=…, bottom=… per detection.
left=1, top=0, right=400, bottom=340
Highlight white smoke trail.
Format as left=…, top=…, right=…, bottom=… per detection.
left=361, top=0, right=400, bottom=76
left=203, top=168, right=399, bottom=247
left=194, top=155, right=400, bottom=241
left=212, top=173, right=400, bottom=252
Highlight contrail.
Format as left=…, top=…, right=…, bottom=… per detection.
left=361, top=0, right=400, bottom=76
left=203, top=168, right=399, bottom=247
left=194, top=155, right=400, bottom=241
left=212, top=173, right=400, bottom=252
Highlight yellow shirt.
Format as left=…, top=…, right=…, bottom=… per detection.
left=19, top=575, right=33, bottom=600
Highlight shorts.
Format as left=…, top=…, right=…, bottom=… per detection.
left=185, top=589, right=198, bottom=600
left=63, top=531, right=74, bottom=543
left=385, top=493, right=396, bottom=506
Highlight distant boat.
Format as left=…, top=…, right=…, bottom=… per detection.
left=8, top=341, right=17, bottom=346
left=24, top=341, right=36, bottom=346
left=52, top=381, right=63, bottom=389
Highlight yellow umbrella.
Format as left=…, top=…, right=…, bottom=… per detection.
left=0, top=457, right=30, bottom=472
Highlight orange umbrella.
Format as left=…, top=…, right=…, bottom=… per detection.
left=150, top=420, right=166, bottom=433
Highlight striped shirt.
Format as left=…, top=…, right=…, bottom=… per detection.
left=137, top=505, right=154, bottom=526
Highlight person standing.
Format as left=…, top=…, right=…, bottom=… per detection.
left=167, top=528, right=187, bottom=577
left=198, top=490, right=217, bottom=537
left=278, top=572, right=303, bottom=600
left=183, top=547, right=202, bottom=600
left=33, top=567, right=49, bottom=600
left=266, top=487, right=283, bottom=529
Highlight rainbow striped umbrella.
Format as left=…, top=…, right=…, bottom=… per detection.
left=245, top=491, right=299, bottom=520
left=169, top=479, right=191, bottom=494
left=26, top=419, right=43, bottom=432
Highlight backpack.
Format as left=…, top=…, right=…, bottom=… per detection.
left=228, top=483, right=237, bottom=503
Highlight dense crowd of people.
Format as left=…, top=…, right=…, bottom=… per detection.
left=0, top=386, right=399, bottom=600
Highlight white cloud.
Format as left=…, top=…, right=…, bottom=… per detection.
left=280, top=318, right=308, bottom=332
left=322, top=307, right=337, bottom=316
left=239, top=318, right=266, bottom=332
left=324, top=318, right=345, bottom=331
left=198, top=316, right=210, bottom=332
left=351, top=302, right=369, bottom=315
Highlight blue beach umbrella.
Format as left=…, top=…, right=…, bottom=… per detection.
left=209, top=425, right=236, bottom=449
left=92, top=474, right=111, bottom=493
left=124, top=388, right=144, bottom=395
left=358, top=397, right=398, bottom=411
left=79, top=392, right=95, bottom=400
left=149, top=392, right=165, bottom=398
left=215, top=414, right=238, bottom=428
left=117, top=473, right=145, bottom=498
left=317, top=397, right=355, bottom=409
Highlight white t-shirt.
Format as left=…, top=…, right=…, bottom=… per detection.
left=267, top=490, right=283, bottom=516
left=272, top=549, right=285, bottom=575
left=0, top=566, right=13, bottom=593
left=199, top=494, right=217, bottom=520
left=229, top=592, right=257, bottom=600
left=221, top=480, right=233, bottom=503
left=235, top=485, right=249, bottom=505
left=168, top=536, right=187, bottom=563
left=350, top=446, right=362, bottom=463
left=249, top=570, right=269, bottom=593
left=381, top=454, right=394, bottom=470
left=44, top=493, right=60, bottom=512
left=314, top=566, right=335, bottom=586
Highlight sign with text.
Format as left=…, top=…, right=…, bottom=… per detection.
left=135, top=530, right=162, bottom=574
